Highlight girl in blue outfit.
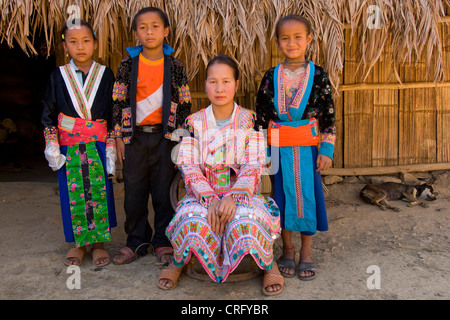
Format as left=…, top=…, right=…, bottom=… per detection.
left=255, top=15, right=336, bottom=281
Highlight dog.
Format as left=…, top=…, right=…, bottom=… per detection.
left=360, top=181, right=437, bottom=211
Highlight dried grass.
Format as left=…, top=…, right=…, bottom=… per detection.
left=0, top=0, right=448, bottom=90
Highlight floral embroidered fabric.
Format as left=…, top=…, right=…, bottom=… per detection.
left=166, top=105, right=280, bottom=283
left=66, top=141, right=111, bottom=247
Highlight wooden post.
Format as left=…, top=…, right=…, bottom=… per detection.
left=320, top=163, right=450, bottom=176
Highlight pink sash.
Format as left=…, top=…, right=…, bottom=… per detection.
left=57, top=113, right=108, bottom=146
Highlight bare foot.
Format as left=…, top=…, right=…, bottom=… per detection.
left=154, top=247, right=174, bottom=266
left=299, top=246, right=315, bottom=279
left=113, top=246, right=137, bottom=265
left=262, top=262, right=284, bottom=296
left=92, top=242, right=110, bottom=266
left=157, top=263, right=183, bottom=290
left=64, top=246, right=86, bottom=266
left=278, top=246, right=295, bottom=276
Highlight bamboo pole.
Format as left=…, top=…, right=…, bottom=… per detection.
left=190, top=92, right=248, bottom=99
left=321, top=163, right=450, bottom=176
left=339, top=81, right=450, bottom=91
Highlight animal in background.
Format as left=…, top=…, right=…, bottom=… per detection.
left=359, top=180, right=437, bottom=211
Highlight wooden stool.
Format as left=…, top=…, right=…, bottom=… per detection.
left=185, top=254, right=262, bottom=283
left=169, top=170, right=184, bottom=211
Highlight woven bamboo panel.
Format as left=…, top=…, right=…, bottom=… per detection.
left=372, top=93, right=398, bottom=167
left=343, top=28, right=373, bottom=168
left=370, top=40, right=399, bottom=167
left=332, top=79, right=343, bottom=169
left=399, top=56, right=437, bottom=165
left=436, top=19, right=450, bottom=163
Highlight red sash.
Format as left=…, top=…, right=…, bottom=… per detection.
left=57, top=113, right=108, bottom=146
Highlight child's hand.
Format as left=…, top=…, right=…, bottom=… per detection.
left=316, top=154, right=332, bottom=172
left=116, top=137, right=125, bottom=166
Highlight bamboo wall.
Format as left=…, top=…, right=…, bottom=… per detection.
left=338, top=15, right=450, bottom=169
left=55, top=13, right=450, bottom=170
left=267, top=13, right=450, bottom=169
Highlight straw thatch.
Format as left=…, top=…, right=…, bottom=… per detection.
left=1, top=0, right=449, bottom=91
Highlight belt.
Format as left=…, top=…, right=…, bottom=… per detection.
left=135, top=124, right=163, bottom=133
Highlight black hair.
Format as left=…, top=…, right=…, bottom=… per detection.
left=131, top=7, right=170, bottom=31
left=206, top=54, right=239, bottom=81
left=275, top=14, right=312, bottom=39
left=61, top=19, right=96, bottom=42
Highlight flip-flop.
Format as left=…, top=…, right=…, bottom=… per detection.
left=113, top=246, right=137, bottom=265
left=157, top=265, right=183, bottom=290
left=298, top=261, right=316, bottom=281
left=64, top=247, right=86, bottom=266
left=92, top=248, right=110, bottom=267
left=154, top=246, right=174, bottom=266
left=277, top=257, right=296, bottom=278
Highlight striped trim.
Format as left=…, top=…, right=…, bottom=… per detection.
left=62, top=64, right=89, bottom=119
left=59, top=61, right=105, bottom=120
left=292, top=147, right=304, bottom=218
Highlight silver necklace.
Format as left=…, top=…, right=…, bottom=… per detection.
left=283, top=60, right=307, bottom=79
left=283, top=66, right=306, bottom=79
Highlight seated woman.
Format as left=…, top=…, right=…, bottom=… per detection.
left=157, top=54, right=283, bottom=295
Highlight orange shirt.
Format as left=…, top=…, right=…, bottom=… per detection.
left=136, top=54, right=164, bottom=126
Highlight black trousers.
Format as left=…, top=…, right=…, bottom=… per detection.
left=122, top=130, right=176, bottom=255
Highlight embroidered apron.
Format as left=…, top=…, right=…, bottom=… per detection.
left=59, top=62, right=111, bottom=247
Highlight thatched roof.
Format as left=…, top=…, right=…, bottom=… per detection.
left=1, top=0, right=449, bottom=91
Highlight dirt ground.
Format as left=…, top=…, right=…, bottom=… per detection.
left=0, top=157, right=449, bottom=301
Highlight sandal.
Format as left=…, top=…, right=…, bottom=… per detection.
left=154, top=246, right=174, bottom=266
left=113, top=246, right=137, bottom=265
left=277, top=246, right=296, bottom=278
left=277, top=257, right=296, bottom=278
left=64, top=247, right=86, bottom=266
left=92, top=248, right=110, bottom=267
left=157, top=264, right=183, bottom=290
left=298, top=261, right=316, bottom=281
left=262, top=263, right=284, bottom=296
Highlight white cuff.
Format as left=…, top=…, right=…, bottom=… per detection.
left=44, top=141, right=66, bottom=171
left=105, top=147, right=117, bottom=177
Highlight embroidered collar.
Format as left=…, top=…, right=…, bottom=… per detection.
left=69, top=59, right=84, bottom=71
left=126, top=43, right=174, bottom=58
left=59, top=61, right=105, bottom=120
left=70, top=59, right=90, bottom=84
left=205, top=102, right=238, bottom=130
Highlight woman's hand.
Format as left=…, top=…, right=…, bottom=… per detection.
left=217, top=196, right=236, bottom=233
left=207, top=198, right=221, bottom=234
left=316, top=154, right=332, bottom=172
left=207, top=196, right=236, bottom=234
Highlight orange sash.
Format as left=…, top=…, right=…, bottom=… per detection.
left=267, top=118, right=319, bottom=147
